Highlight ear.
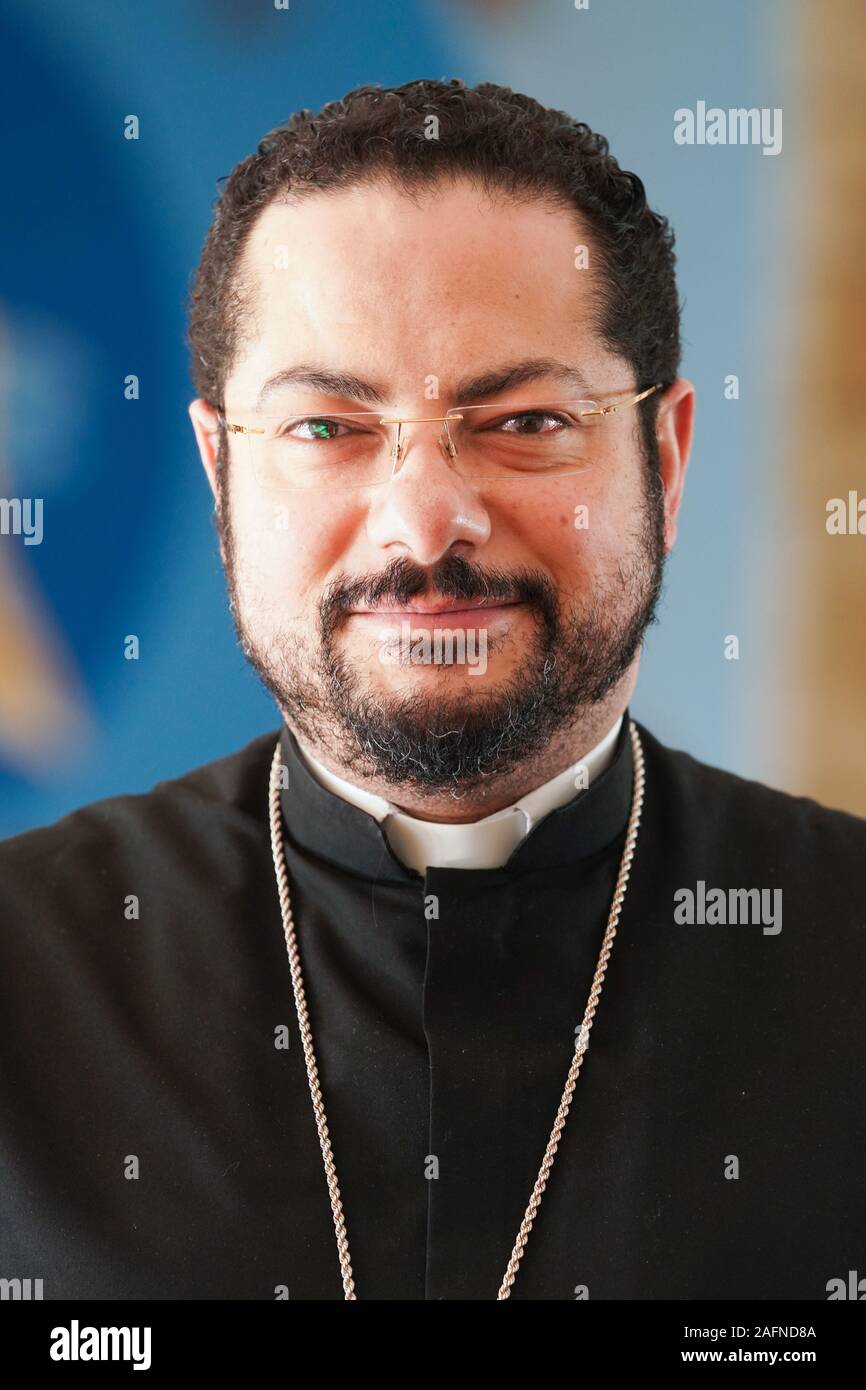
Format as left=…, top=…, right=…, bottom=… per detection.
left=189, top=398, right=222, bottom=503
left=654, top=378, right=695, bottom=554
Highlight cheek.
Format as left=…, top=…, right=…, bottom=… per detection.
left=572, top=448, right=647, bottom=550
left=511, top=452, right=646, bottom=593
left=227, top=473, right=360, bottom=620
left=508, top=472, right=623, bottom=572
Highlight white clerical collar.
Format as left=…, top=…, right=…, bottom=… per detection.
left=294, top=716, right=624, bottom=874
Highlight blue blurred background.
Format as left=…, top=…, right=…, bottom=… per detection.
left=0, top=0, right=831, bottom=835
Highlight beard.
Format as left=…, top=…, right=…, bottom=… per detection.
left=217, top=442, right=667, bottom=798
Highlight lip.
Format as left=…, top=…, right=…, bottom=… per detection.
left=348, top=600, right=523, bottom=617
left=348, top=602, right=523, bottom=633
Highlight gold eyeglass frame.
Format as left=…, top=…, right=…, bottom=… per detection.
left=217, top=382, right=664, bottom=480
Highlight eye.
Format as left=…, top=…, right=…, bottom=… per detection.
left=495, top=410, right=573, bottom=436
left=277, top=417, right=352, bottom=442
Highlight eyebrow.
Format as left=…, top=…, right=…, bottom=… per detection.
left=254, top=357, right=595, bottom=411
left=256, top=366, right=386, bottom=410
left=455, top=358, right=594, bottom=402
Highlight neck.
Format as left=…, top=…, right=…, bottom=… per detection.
left=282, top=675, right=635, bottom=825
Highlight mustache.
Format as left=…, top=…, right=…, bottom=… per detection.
left=320, top=555, right=559, bottom=629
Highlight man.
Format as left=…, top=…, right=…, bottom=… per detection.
left=1, top=79, right=863, bottom=1302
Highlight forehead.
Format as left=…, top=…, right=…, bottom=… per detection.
left=229, top=177, right=614, bottom=401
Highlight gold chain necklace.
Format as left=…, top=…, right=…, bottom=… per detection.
left=268, top=719, right=645, bottom=1299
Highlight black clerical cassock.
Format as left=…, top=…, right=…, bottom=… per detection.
left=0, top=712, right=864, bottom=1300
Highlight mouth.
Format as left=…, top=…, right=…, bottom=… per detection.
left=347, top=599, right=524, bottom=628
left=348, top=598, right=522, bottom=616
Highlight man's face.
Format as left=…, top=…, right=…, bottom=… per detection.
left=194, top=177, right=687, bottom=798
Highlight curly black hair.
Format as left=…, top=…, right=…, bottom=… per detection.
left=187, top=78, right=681, bottom=464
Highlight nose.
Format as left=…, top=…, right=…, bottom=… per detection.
left=365, top=424, right=492, bottom=564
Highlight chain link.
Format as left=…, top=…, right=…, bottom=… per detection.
left=268, top=720, right=645, bottom=1300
